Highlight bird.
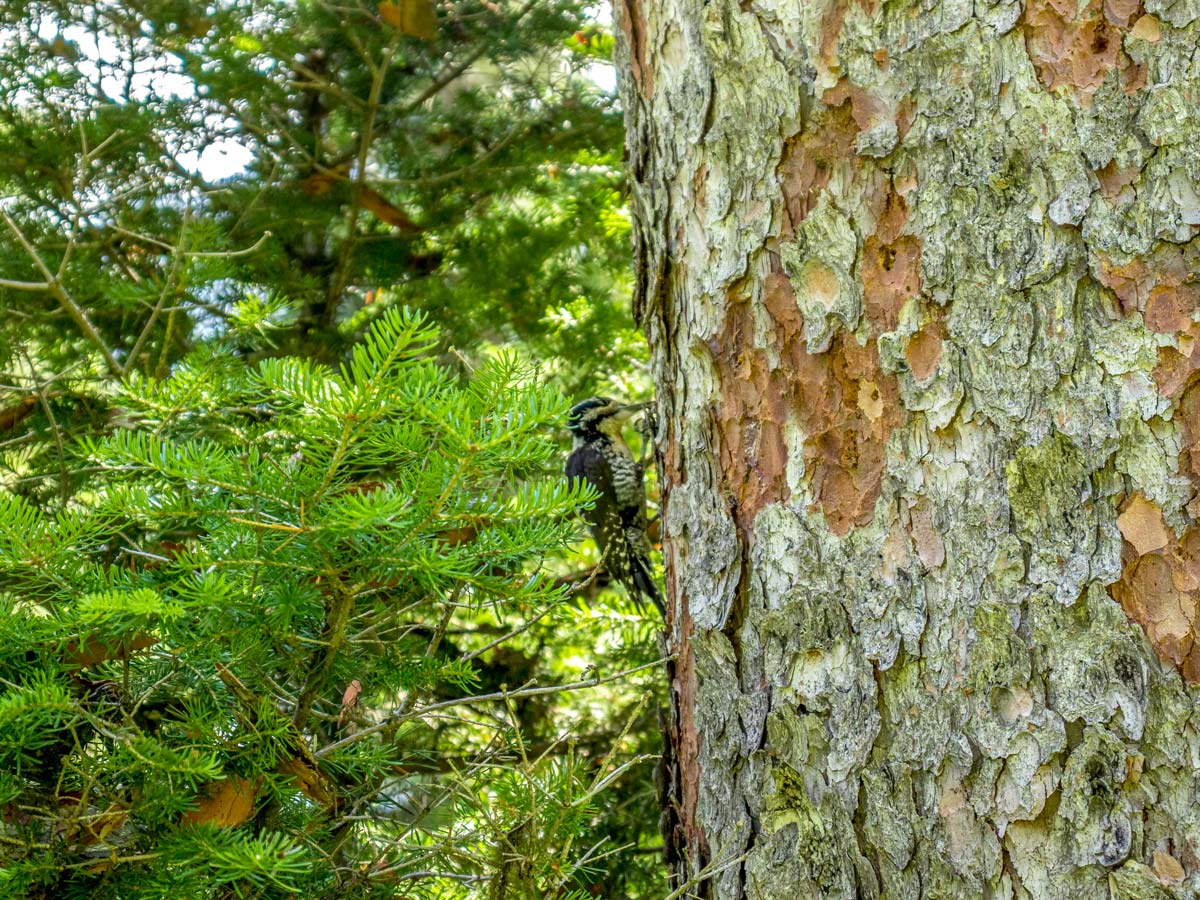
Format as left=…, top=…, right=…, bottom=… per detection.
left=565, top=397, right=663, bottom=616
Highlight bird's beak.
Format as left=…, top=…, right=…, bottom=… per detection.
left=613, top=401, right=649, bottom=421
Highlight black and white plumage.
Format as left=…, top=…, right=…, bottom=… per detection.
left=566, top=397, right=663, bottom=616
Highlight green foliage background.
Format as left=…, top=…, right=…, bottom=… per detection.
left=0, top=2, right=664, bottom=897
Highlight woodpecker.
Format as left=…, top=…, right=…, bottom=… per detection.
left=566, top=397, right=663, bottom=616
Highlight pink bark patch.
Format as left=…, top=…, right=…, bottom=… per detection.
left=616, top=0, right=652, bottom=98
left=777, top=103, right=859, bottom=235
left=711, top=270, right=902, bottom=536
left=1096, top=243, right=1200, bottom=342
left=905, top=321, right=944, bottom=381
left=1023, top=0, right=1142, bottom=99
left=862, top=235, right=922, bottom=334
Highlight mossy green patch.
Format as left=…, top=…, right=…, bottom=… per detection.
left=1006, top=431, right=1088, bottom=545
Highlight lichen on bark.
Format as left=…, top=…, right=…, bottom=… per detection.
left=615, top=0, right=1200, bottom=896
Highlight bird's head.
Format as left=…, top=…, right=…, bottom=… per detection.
left=567, top=396, right=645, bottom=438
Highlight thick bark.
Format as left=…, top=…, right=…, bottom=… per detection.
left=616, top=0, right=1200, bottom=897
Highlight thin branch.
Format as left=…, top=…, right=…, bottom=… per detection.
left=63, top=852, right=161, bottom=870
left=293, top=574, right=356, bottom=731
left=79, top=126, right=122, bottom=167
left=456, top=567, right=609, bottom=666
left=123, top=210, right=189, bottom=376
left=459, top=600, right=561, bottom=663
left=391, top=871, right=481, bottom=884
left=0, top=277, right=52, bottom=291
left=401, top=0, right=538, bottom=117
left=185, top=232, right=273, bottom=258
left=316, top=657, right=671, bottom=758
left=1, top=211, right=122, bottom=377
left=20, top=348, right=69, bottom=504
left=321, top=0, right=539, bottom=176
left=322, top=33, right=399, bottom=318
left=423, top=592, right=459, bottom=661
left=661, top=848, right=751, bottom=900
left=108, top=224, right=273, bottom=259
left=373, top=122, right=526, bottom=188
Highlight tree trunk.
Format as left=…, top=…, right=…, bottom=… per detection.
left=615, top=1, right=1200, bottom=897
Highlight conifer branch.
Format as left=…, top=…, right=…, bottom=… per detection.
left=322, top=33, right=400, bottom=321
left=316, top=657, right=671, bottom=758
left=0, top=277, right=52, bottom=291
left=293, top=579, right=356, bottom=732
left=1, top=211, right=122, bottom=377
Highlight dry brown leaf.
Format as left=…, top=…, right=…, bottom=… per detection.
left=379, top=0, right=437, bottom=40
left=378, top=1, right=402, bottom=27
left=439, top=518, right=498, bottom=547
left=340, top=480, right=385, bottom=495
left=355, top=186, right=419, bottom=231
left=0, top=396, right=37, bottom=431
left=215, top=664, right=340, bottom=811
left=300, top=173, right=337, bottom=196
left=64, top=632, right=159, bottom=669
left=182, top=777, right=260, bottom=828
left=338, top=679, right=362, bottom=727
left=60, top=795, right=129, bottom=844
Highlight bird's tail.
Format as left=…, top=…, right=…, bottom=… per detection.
left=631, top=555, right=664, bottom=618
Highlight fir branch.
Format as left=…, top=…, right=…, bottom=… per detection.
left=292, top=579, right=356, bottom=732
left=0, top=211, right=122, bottom=377
left=316, top=657, right=670, bottom=758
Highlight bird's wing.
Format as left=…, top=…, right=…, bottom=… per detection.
left=567, top=446, right=664, bottom=618
left=566, top=444, right=621, bottom=534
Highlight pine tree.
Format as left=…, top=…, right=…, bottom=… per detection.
left=0, top=4, right=669, bottom=895
left=0, top=305, right=657, bottom=898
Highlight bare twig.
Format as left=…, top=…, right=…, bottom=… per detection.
left=400, top=0, right=537, bottom=116
left=293, top=573, right=357, bottom=731
left=661, top=847, right=751, bottom=900
left=1, top=211, right=122, bottom=377
left=460, top=567, right=606, bottom=664
left=0, top=277, right=53, bottom=291
left=123, top=210, right=189, bottom=375
left=322, top=33, right=399, bottom=319
left=108, top=224, right=272, bottom=259
left=19, top=348, right=69, bottom=504
left=316, top=657, right=670, bottom=758
left=460, top=601, right=559, bottom=664
left=184, top=235, right=272, bottom=259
